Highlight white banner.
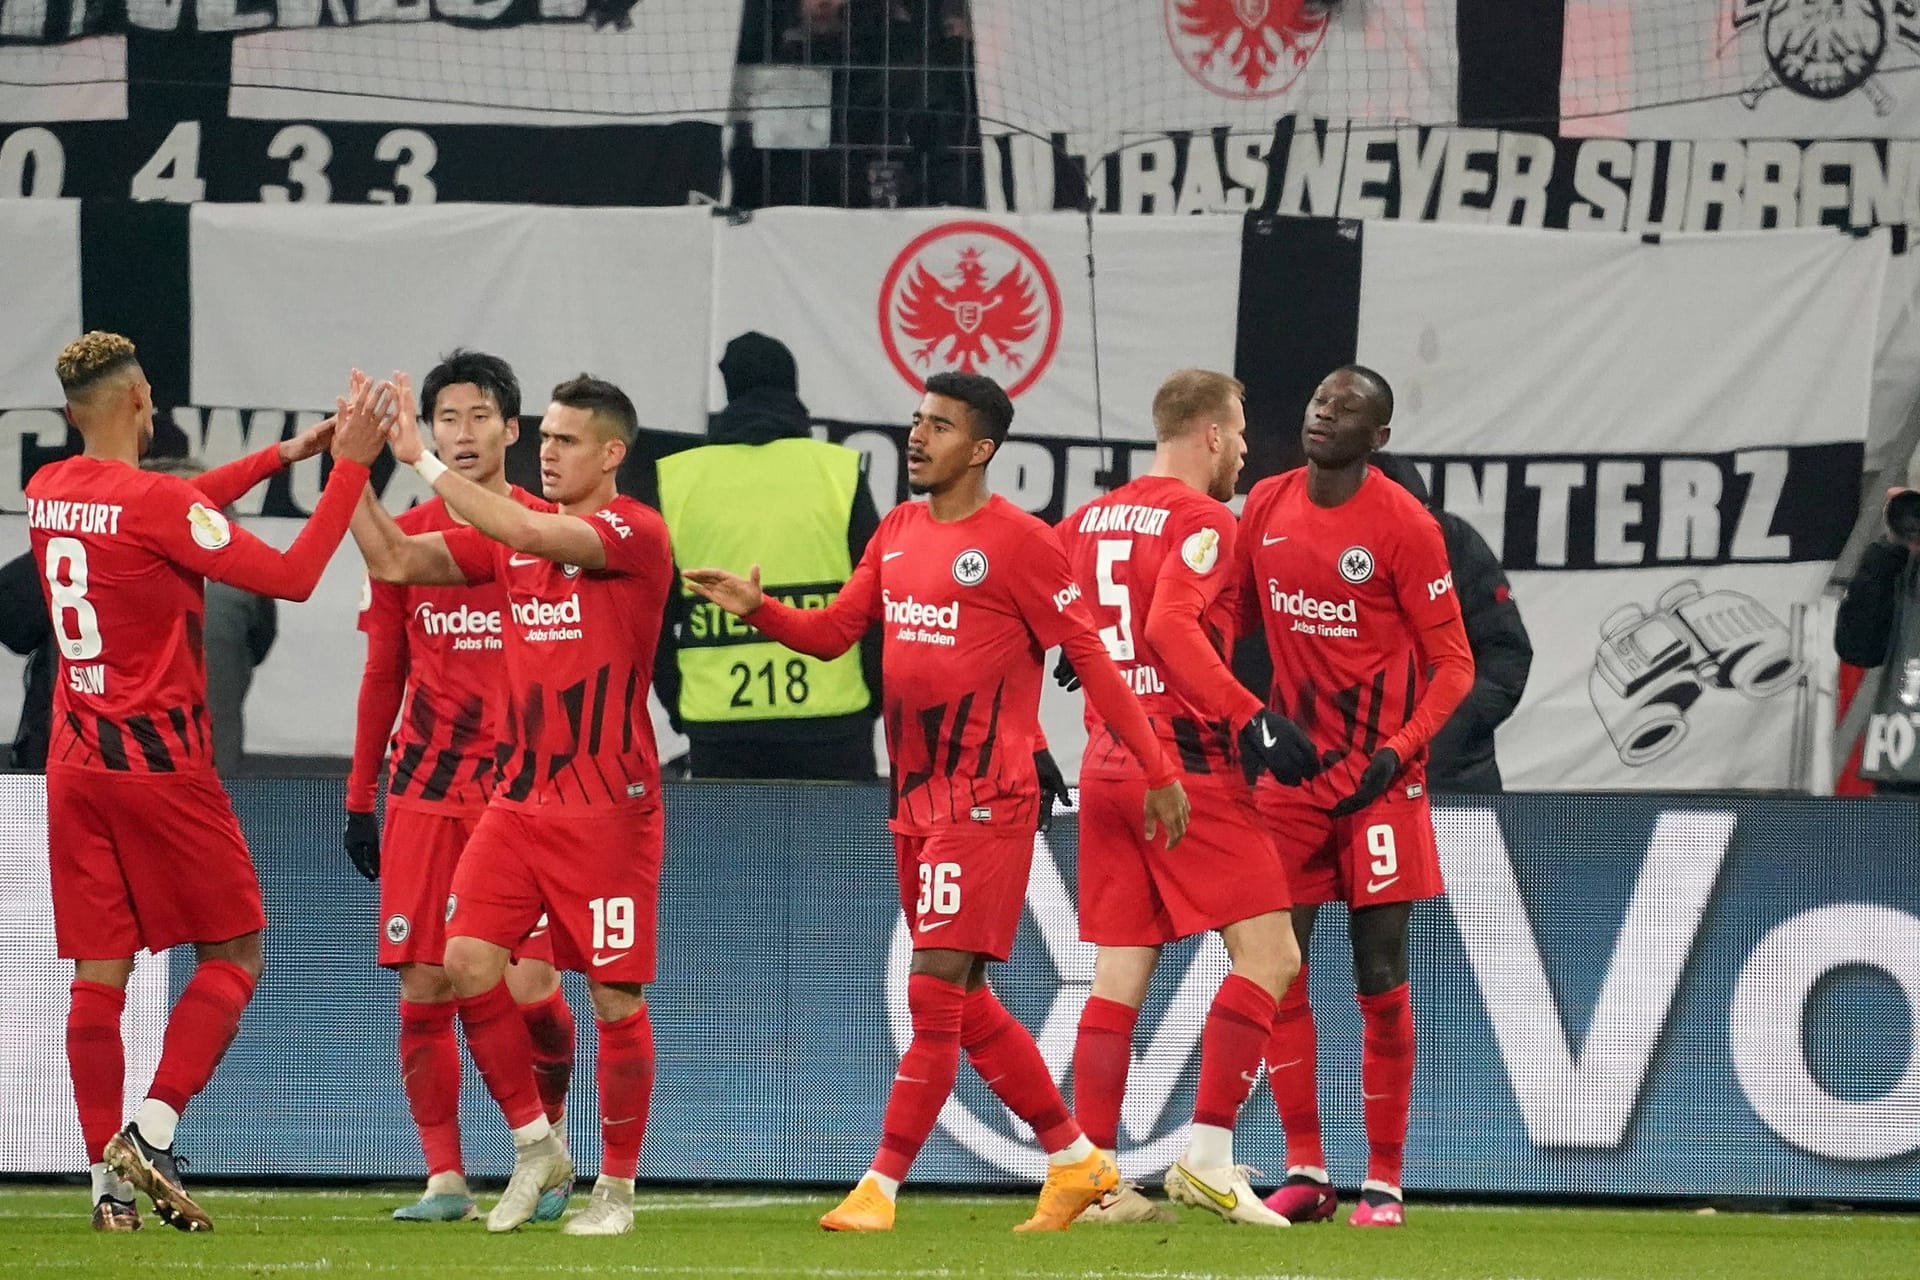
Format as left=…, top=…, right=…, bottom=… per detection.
left=971, top=0, right=1456, bottom=158
left=1357, top=221, right=1886, bottom=789
left=189, top=203, right=714, bottom=432
left=710, top=209, right=1242, bottom=441
left=1562, top=0, right=1920, bottom=140
left=0, top=198, right=80, bottom=407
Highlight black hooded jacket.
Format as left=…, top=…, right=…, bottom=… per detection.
left=1374, top=455, right=1533, bottom=793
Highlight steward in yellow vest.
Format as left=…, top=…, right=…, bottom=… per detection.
left=638, top=332, right=881, bottom=779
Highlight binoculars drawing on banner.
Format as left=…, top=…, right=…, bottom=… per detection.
left=1588, top=581, right=1803, bottom=767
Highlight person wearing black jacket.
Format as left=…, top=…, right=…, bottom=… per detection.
left=1834, top=485, right=1920, bottom=793
left=0, top=550, right=53, bottom=771
left=626, top=332, right=884, bottom=779
left=1372, top=454, right=1533, bottom=793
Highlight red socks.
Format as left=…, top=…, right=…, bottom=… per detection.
left=1071, top=995, right=1137, bottom=1152
left=1194, top=973, right=1277, bottom=1131
left=458, top=982, right=545, bottom=1131
left=873, top=973, right=966, bottom=1182
left=961, top=986, right=1078, bottom=1152
left=521, top=988, right=576, bottom=1125
left=398, top=999, right=463, bottom=1177
left=1265, top=963, right=1324, bottom=1169
left=1358, top=983, right=1414, bottom=1186
left=596, top=1008, right=654, bottom=1180
left=67, top=981, right=126, bottom=1164
left=149, top=960, right=256, bottom=1114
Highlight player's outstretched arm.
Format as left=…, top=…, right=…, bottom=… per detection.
left=385, top=370, right=611, bottom=571
left=190, top=413, right=338, bottom=511
left=1057, top=628, right=1189, bottom=847
left=685, top=545, right=882, bottom=661
left=351, top=487, right=466, bottom=586
left=163, top=378, right=390, bottom=603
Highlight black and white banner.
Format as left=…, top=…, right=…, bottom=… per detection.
left=0, top=0, right=736, bottom=204
left=0, top=204, right=1891, bottom=787
left=1238, top=217, right=1885, bottom=789
left=1562, top=0, right=1920, bottom=141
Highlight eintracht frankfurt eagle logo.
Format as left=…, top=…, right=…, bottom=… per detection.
left=1166, top=0, right=1331, bottom=99
left=1732, top=0, right=1920, bottom=115
left=879, top=221, right=1062, bottom=399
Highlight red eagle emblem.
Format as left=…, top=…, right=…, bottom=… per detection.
left=1167, top=0, right=1330, bottom=99
left=878, top=221, right=1062, bottom=398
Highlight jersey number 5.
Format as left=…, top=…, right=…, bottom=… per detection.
left=44, top=537, right=103, bottom=661
left=1095, top=539, right=1134, bottom=661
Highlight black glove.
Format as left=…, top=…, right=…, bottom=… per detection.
left=343, top=809, right=381, bottom=882
left=1329, top=747, right=1401, bottom=818
left=1033, top=748, right=1072, bottom=833
left=1238, top=710, right=1320, bottom=787
left=1053, top=652, right=1080, bottom=692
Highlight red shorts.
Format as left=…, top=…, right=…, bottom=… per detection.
left=379, top=805, right=554, bottom=969
left=48, top=768, right=266, bottom=960
left=447, top=802, right=663, bottom=984
left=1255, top=786, right=1443, bottom=907
left=1078, top=775, right=1291, bottom=946
left=894, top=827, right=1036, bottom=962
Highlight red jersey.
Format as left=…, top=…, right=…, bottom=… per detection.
left=27, top=450, right=368, bottom=776
left=443, top=494, right=671, bottom=812
left=1236, top=466, right=1467, bottom=807
left=351, top=488, right=551, bottom=814
left=750, top=495, right=1176, bottom=835
left=1059, top=476, right=1261, bottom=783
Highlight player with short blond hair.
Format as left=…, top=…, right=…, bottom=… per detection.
left=1060, top=368, right=1314, bottom=1226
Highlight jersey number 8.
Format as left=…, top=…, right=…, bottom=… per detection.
left=44, top=537, right=103, bottom=661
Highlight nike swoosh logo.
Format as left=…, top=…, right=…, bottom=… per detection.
left=1367, top=876, right=1400, bottom=894
left=883, top=551, right=905, bottom=561
left=917, top=918, right=954, bottom=933
left=1262, top=534, right=1287, bottom=545
left=1362, top=1091, right=1389, bottom=1101
left=509, top=554, right=541, bottom=567
left=1239, top=1070, right=1260, bottom=1086
left=1269, top=1058, right=1304, bottom=1070
left=1258, top=723, right=1276, bottom=749
left=590, top=950, right=630, bottom=966
left=1177, top=1164, right=1237, bottom=1212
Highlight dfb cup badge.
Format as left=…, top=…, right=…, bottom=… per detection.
left=1165, top=0, right=1331, bottom=99
left=879, top=221, right=1062, bottom=399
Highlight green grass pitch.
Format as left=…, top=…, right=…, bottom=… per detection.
left=0, top=1186, right=1914, bottom=1279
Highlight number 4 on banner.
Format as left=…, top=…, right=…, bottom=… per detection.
left=132, top=122, right=204, bottom=203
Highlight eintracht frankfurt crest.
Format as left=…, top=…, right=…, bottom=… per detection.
left=1733, top=0, right=1920, bottom=115
left=879, top=221, right=1063, bottom=399
left=1166, top=0, right=1331, bottom=99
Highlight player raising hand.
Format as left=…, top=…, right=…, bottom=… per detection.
left=687, top=371, right=1186, bottom=1235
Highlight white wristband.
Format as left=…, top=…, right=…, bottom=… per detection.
left=411, top=453, right=448, bottom=485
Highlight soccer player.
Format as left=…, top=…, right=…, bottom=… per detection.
left=349, top=370, right=671, bottom=1238
left=29, top=332, right=386, bottom=1232
left=684, top=371, right=1191, bottom=1234
left=343, top=351, right=576, bottom=1223
left=1235, top=366, right=1473, bottom=1228
left=1058, top=369, right=1317, bottom=1227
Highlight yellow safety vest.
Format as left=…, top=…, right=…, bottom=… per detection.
left=658, top=438, right=872, bottom=724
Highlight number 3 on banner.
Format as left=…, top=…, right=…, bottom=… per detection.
left=45, top=537, right=102, bottom=661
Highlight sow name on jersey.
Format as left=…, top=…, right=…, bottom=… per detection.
left=512, top=593, right=584, bottom=643
left=27, top=499, right=125, bottom=535
left=884, top=590, right=958, bottom=648
left=1269, top=580, right=1360, bottom=640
